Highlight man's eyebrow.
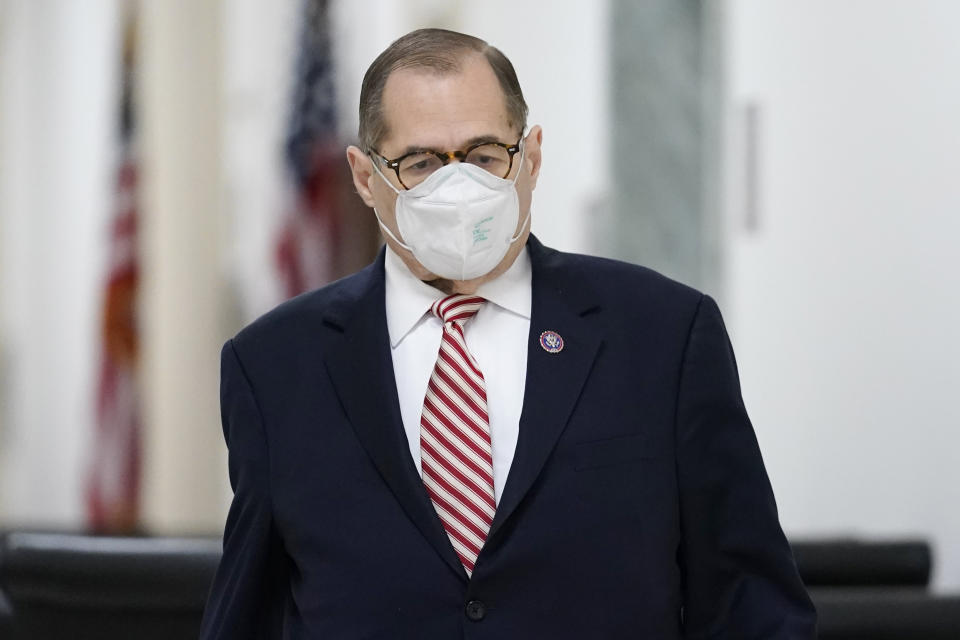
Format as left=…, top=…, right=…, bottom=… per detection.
left=394, top=134, right=508, bottom=157
left=462, top=134, right=504, bottom=147
left=394, top=144, right=435, bottom=157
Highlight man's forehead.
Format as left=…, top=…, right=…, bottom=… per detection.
left=378, top=57, right=515, bottom=153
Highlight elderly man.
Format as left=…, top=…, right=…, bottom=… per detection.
left=200, top=28, right=816, bottom=639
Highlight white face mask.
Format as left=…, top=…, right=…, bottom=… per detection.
left=371, top=143, right=530, bottom=281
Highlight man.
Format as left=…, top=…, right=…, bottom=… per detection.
left=201, top=28, right=816, bottom=639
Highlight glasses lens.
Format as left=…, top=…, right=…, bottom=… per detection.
left=465, top=144, right=512, bottom=178
left=398, top=153, right=443, bottom=187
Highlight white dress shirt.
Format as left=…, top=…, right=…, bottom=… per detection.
left=384, top=245, right=531, bottom=504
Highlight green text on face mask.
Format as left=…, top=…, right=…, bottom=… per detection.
left=473, top=216, right=493, bottom=244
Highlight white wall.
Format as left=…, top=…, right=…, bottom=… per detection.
left=723, top=0, right=960, bottom=589
left=221, top=0, right=300, bottom=320
left=138, top=0, right=231, bottom=534
left=0, top=0, right=232, bottom=534
left=0, top=0, right=120, bottom=527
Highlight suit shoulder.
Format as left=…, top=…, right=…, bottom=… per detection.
left=231, top=261, right=378, bottom=353
left=545, top=247, right=704, bottom=309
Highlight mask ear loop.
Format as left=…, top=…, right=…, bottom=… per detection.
left=368, top=155, right=415, bottom=250
left=509, top=137, right=526, bottom=186
left=511, top=207, right=531, bottom=243
left=369, top=154, right=403, bottom=195
left=373, top=207, right=413, bottom=252
left=508, top=137, right=531, bottom=243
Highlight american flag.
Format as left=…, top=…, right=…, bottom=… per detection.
left=275, top=0, right=343, bottom=296
left=86, top=15, right=141, bottom=534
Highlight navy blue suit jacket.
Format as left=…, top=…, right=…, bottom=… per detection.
left=200, top=236, right=816, bottom=639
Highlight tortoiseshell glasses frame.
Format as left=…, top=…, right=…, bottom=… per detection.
left=370, top=137, right=523, bottom=190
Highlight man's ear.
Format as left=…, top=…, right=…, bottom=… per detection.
left=523, top=125, right=543, bottom=190
left=346, top=145, right=377, bottom=208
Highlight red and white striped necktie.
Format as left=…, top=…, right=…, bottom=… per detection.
left=420, top=294, right=496, bottom=576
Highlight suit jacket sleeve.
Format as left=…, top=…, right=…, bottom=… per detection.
left=676, top=295, right=816, bottom=638
left=199, top=339, right=287, bottom=639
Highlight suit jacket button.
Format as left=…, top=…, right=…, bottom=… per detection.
left=465, top=599, right=486, bottom=621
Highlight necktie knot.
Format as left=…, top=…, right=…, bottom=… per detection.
left=431, top=294, right=485, bottom=325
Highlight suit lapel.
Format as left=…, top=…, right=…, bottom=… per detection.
left=488, top=236, right=603, bottom=540
left=321, top=238, right=601, bottom=576
left=322, top=251, right=469, bottom=582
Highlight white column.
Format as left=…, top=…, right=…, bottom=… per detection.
left=0, top=0, right=120, bottom=527
left=138, top=0, right=230, bottom=534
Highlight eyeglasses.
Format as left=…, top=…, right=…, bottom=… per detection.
left=370, top=137, right=523, bottom=190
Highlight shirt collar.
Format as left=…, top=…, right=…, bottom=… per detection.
left=384, top=245, right=532, bottom=348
